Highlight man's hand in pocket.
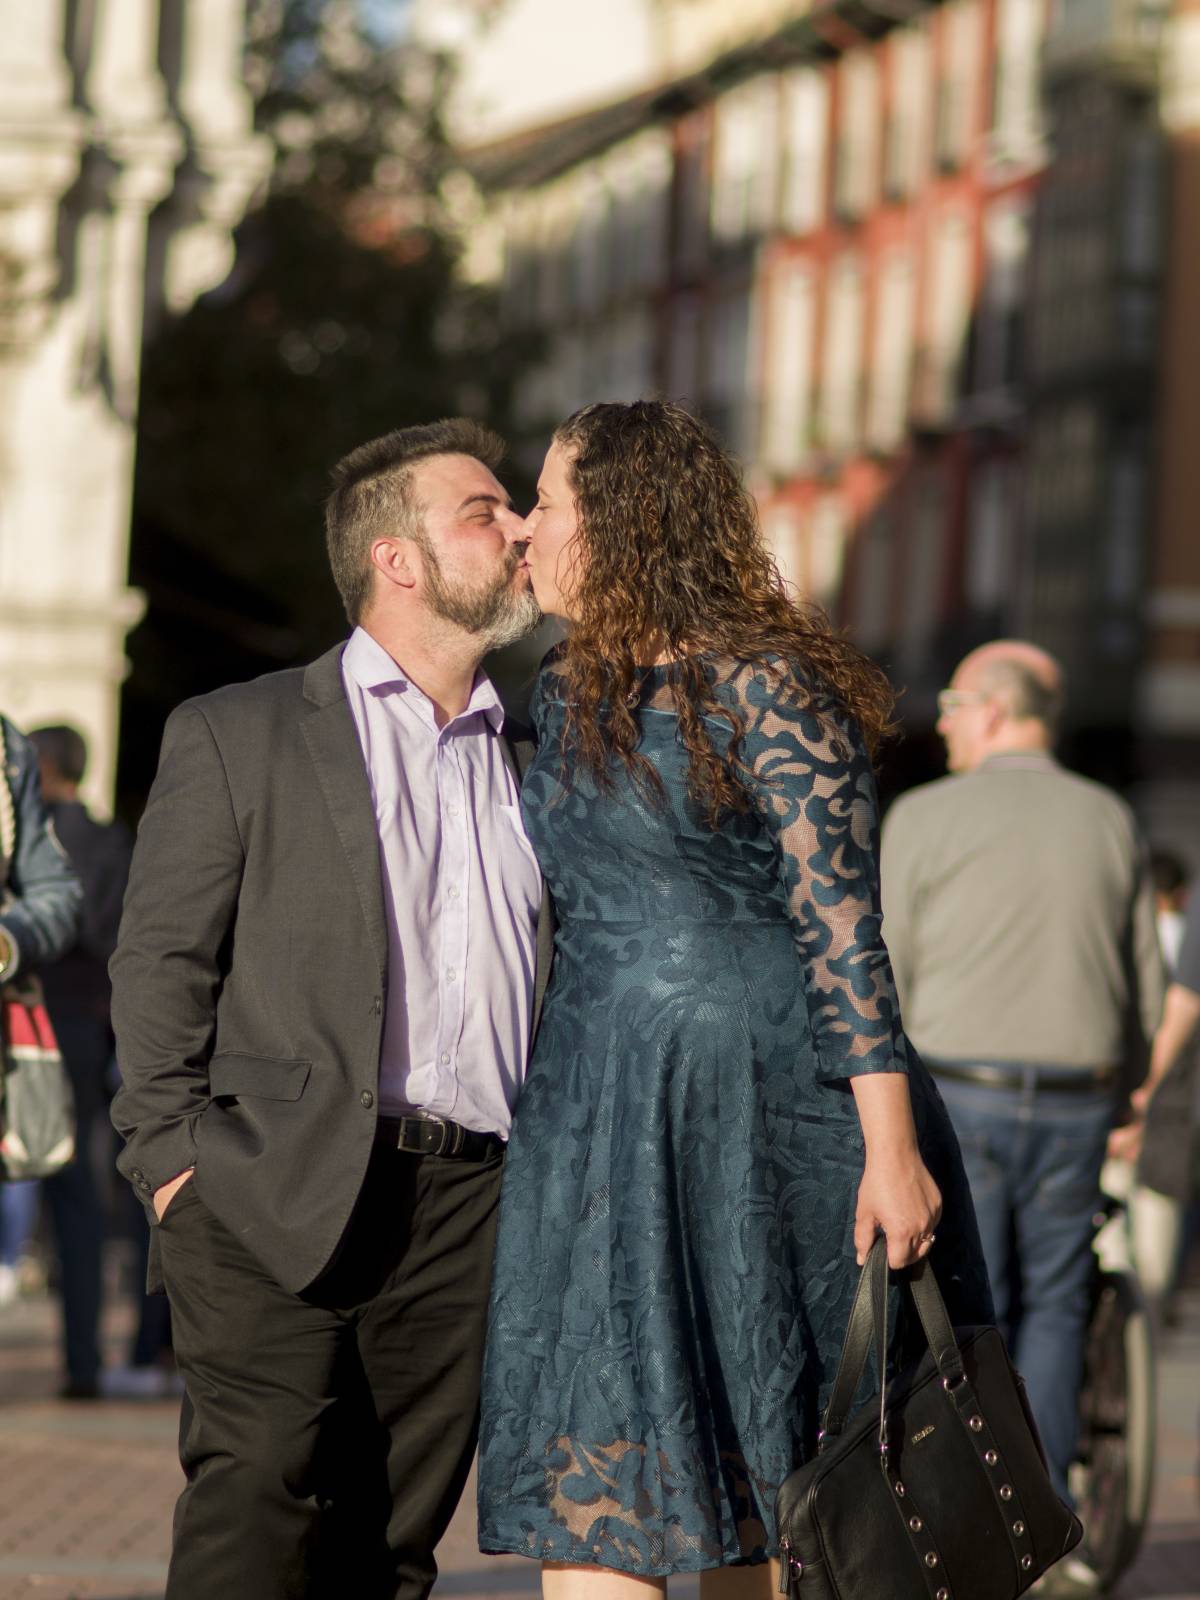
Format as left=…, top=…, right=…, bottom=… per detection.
left=154, top=1168, right=195, bottom=1222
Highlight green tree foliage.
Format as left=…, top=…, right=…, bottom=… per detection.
left=121, top=0, right=533, bottom=810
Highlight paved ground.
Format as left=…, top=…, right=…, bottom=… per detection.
left=0, top=1266, right=1195, bottom=1599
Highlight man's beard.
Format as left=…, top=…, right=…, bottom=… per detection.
left=419, top=541, right=542, bottom=648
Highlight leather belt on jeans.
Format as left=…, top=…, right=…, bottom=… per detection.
left=374, top=1113, right=503, bottom=1161
left=928, top=1059, right=1119, bottom=1093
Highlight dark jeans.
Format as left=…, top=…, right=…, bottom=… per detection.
left=43, top=1016, right=108, bottom=1388
left=936, top=1073, right=1115, bottom=1505
left=159, top=1139, right=503, bottom=1600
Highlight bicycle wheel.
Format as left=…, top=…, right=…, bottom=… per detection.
left=1072, top=1268, right=1156, bottom=1589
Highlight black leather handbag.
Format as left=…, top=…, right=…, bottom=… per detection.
left=775, top=1238, right=1082, bottom=1599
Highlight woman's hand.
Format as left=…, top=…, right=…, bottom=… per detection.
left=849, top=1071, right=943, bottom=1268
left=854, top=1151, right=943, bottom=1269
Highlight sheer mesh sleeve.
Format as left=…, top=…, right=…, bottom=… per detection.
left=735, top=660, right=908, bottom=1082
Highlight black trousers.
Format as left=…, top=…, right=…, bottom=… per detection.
left=159, top=1139, right=504, bottom=1600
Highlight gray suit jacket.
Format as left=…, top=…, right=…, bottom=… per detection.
left=110, top=643, right=553, bottom=1293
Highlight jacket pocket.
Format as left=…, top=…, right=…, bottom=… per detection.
left=208, top=1054, right=312, bottom=1101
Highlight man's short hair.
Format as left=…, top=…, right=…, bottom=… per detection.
left=325, top=420, right=506, bottom=624
left=1150, top=848, right=1188, bottom=898
left=977, top=657, right=1065, bottom=737
left=28, top=724, right=88, bottom=785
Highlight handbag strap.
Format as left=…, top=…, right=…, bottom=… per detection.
left=820, top=1235, right=888, bottom=1445
left=819, top=1234, right=967, bottom=1448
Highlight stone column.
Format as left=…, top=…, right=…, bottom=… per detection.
left=0, top=1, right=270, bottom=813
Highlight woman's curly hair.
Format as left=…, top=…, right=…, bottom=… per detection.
left=550, top=399, right=895, bottom=827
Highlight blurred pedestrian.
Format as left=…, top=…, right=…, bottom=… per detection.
left=1109, top=856, right=1200, bottom=1315
left=110, top=420, right=548, bottom=1600
left=0, top=715, right=83, bottom=1298
left=27, top=724, right=133, bottom=1397
left=880, top=642, right=1165, bottom=1595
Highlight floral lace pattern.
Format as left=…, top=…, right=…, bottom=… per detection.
left=477, top=656, right=992, bottom=1575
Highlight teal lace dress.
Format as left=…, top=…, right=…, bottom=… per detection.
left=477, top=654, right=992, bottom=1575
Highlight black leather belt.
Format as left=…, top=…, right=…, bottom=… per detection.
left=375, top=1114, right=503, bottom=1161
left=928, top=1060, right=1119, bottom=1093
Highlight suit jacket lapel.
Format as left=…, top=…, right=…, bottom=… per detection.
left=301, top=647, right=389, bottom=980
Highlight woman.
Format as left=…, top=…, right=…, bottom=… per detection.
left=478, top=401, right=992, bottom=1596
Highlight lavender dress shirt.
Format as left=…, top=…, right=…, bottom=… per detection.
left=341, top=627, right=542, bottom=1137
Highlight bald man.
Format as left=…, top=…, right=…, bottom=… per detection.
left=880, top=642, right=1164, bottom=1548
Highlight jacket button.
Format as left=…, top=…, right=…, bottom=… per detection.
left=131, top=1169, right=144, bottom=1181
left=361, top=1090, right=374, bottom=1109
left=371, top=997, right=382, bottom=1017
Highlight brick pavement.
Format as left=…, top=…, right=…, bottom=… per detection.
left=0, top=1275, right=1194, bottom=1599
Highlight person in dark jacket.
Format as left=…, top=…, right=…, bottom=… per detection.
left=0, top=714, right=82, bottom=1306
left=0, top=715, right=82, bottom=982
left=28, top=724, right=133, bottom=1397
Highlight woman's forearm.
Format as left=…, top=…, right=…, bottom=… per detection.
left=850, top=1071, right=920, bottom=1157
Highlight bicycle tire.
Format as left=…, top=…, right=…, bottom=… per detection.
left=1073, top=1268, right=1156, bottom=1589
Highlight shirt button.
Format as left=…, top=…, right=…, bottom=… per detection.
left=447, top=804, right=460, bottom=817
left=361, top=1090, right=374, bottom=1109
left=440, top=1051, right=451, bottom=1065
left=446, top=967, right=457, bottom=981
left=447, top=885, right=460, bottom=900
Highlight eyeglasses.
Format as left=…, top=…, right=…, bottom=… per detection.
left=936, top=689, right=987, bottom=717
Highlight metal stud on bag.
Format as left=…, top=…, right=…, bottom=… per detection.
left=1022, top=1556, right=1034, bottom=1571
left=909, top=1517, right=923, bottom=1532
left=925, top=1552, right=939, bottom=1568
left=968, top=1415, right=984, bottom=1432
left=1000, top=1485, right=1014, bottom=1501
left=1013, top=1521, right=1025, bottom=1536
left=984, top=1449, right=998, bottom=1465
left=936, top=1589, right=950, bottom=1600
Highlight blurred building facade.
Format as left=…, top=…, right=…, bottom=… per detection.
left=0, top=1, right=268, bottom=811
left=427, top=0, right=1200, bottom=824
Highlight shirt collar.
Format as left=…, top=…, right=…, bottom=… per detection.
left=975, top=750, right=1060, bottom=775
left=342, top=626, right=505, bottom=733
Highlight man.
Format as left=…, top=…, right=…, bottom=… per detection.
left=26, top=724, right=133, bottom=1396
left=879, top=642, right=1164, bottom=1538
left=110, top=420, right=549, bottom=1600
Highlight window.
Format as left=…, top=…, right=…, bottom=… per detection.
left=764, top=504, right=806, bottom=592
left=885, top=25, right=931, bottom=201
left=570, top=174, right=610, bottom=314
left=965, top=460, right=1016, bottom=613
left=1119, top=123, right=1163, bottom=276
left=834, top=50, right=880, bottom=222
left=900, top=473, right=949, bottom=670
left=666, top=294, right=703, bottom=404
left=675, top=113, right=710, bottom=274
left=810, top=495, right=848, bottom=610
left=916, top=210, right=974, bottom=424
left=867, top=251, right=916, bottom=452
left=820, top=254, right=865, bottom=453
left=935, top=0, right=984, bottom=171
left=853, top=510, right=895, bottom=653
left=608, top=307, right=655, bottom=401
left=780, top=67, right=828, bottom=235
left=705, top=287, right=759, bottom=456
left=974, top=198, right=1029, bottom=394
left=991, top=0, right=1046, bottom=164
left=711, top=79, right=778, bottom=244
left=763, top=263, right=816, bottom=472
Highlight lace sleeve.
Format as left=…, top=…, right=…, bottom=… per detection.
left=736, top=661, right=909, bottom=1082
